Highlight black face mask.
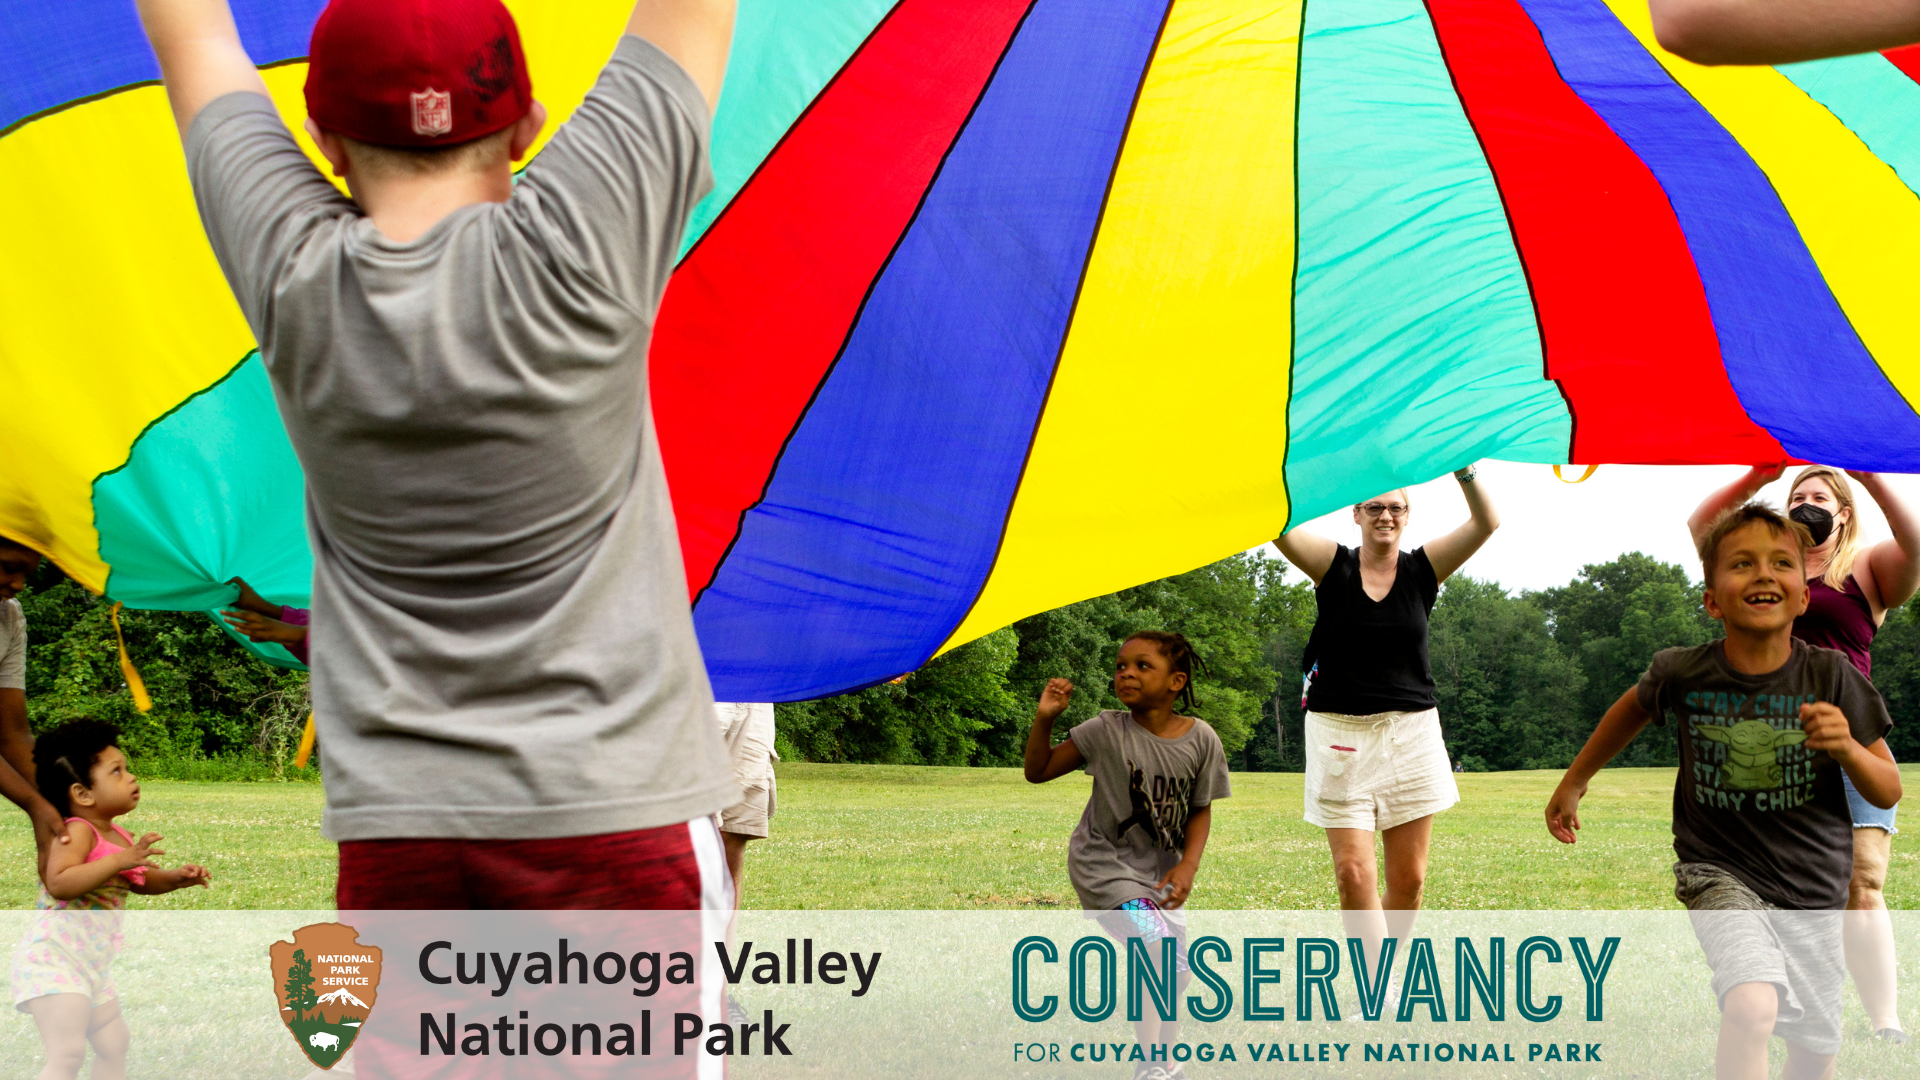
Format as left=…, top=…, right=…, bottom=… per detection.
left=1790, top=503, right=1834, bottom=547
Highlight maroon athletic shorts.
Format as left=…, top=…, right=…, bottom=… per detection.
left=335, top=819, right=729, bottom=909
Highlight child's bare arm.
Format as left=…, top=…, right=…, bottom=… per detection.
left=1157, top=804, right=1212, bottom=909
left=131, top=863, right=212, bottom=895
left=1650, top=0, right=1920, bottom=66
left=134, top=0, right=270, bottom=139
left=1546, top=688, right=1653, bottom=844
left=1023, top=679, right=1085, bottom=783
left=1687, top=464, right=1785, bottom=547
left=1801, top=703, right=1903, bottom=809
left=627, top=0, right=737, bottom=111
left=44, top=827, right=162, bottom=902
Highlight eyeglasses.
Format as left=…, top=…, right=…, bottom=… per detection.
left=1358, top=503, right=1409, bottom=518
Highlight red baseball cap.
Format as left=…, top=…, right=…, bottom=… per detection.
left=304, top=0, right=533, bottom=148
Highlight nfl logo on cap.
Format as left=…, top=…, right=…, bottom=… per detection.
left=410, top=89, right=453, bottom=138
left=305, top=0, right=531, bottom=148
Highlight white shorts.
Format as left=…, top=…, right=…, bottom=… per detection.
left=1304, top=708, right=1459, bottom=832
left=714, top=702, right=778, bottom=838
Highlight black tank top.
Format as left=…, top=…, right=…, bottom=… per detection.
left=1303, top=545, right=1440, bottom=715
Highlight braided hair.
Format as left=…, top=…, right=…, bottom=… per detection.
left=32, top=719, right=121, bottom=818
left=1122, top=631, right=1208, bottom=714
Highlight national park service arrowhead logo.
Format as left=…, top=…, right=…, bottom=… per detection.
left=270, top=923, right=382, bottom=1069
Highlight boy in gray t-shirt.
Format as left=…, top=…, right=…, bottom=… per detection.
left=1546, top=504, right=1900, bottom=1077
left=1025, top=632, right=1231, bottom=1078
left=135, top=0, right=741, bottom=906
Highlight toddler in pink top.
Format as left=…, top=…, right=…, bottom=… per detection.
left=11, top=720, right=210, bottom=1080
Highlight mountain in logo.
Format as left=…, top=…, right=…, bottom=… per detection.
left=269, top=923, right=382, bottom=1071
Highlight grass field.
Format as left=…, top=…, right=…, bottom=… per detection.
left=2, top=764, right=1913, bottom=910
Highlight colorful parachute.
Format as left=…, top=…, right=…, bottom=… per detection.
left=3, top=0, right=1919, bottom=700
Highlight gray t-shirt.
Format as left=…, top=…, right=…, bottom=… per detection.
left=1637, top=639, right=1892, bottom=909
left=0, top=599, right=23, bottom=690
left=184, top=37, right=738, bottom=841
left=1066, top=710, right=1232, bottom=911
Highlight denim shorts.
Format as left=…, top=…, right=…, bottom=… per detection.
left=1843, top=769, right=1898, bottom=835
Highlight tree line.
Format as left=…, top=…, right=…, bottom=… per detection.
left=15, top=552, right=1919, bottom=775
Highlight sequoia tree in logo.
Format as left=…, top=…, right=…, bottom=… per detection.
left=270, top=923, right=382, bottom=1070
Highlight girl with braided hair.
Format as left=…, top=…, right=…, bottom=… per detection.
left=1024, top=631, right=1231, bottom=1080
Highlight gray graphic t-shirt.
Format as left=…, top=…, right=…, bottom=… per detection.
left=1637, top=639, right=1892, bottom=909
left=1066, top=710, right=1231, bottom=911
left=183, top=38, right=737, bottom=841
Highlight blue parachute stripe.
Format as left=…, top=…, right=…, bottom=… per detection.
left=1518, top=0, right=1920, bottom=467
left=691, top=0, right=1170, bottom=701
left=0, top=0, right=324, bottom=135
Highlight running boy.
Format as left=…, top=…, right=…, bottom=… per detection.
left=1025, top=632, right=1231, bottom=1080
left=134, top=0, right=740, bottom=906
left=1545, top=503, right=1900, bottom=1080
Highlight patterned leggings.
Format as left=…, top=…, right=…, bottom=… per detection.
left=1098, top=897, right=1189, bottom=974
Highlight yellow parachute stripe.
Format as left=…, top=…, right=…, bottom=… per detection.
left=1604, top=0, right=1920, bottom=414
left=941, top=0, right=1303, bottom=653
left=0, top=1, right=631, bottom=590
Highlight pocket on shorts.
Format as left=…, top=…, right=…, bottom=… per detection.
left=1307, top=716, right=1363, bottom=800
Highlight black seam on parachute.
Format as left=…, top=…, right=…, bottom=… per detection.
left=670, top=0, right=911, bottom=270
left=1420, top=0, right=1573, bottom=463
left=935, top=0, right=1180, bottom=665
left=1279, top=0, right=1309, bottom=539
left=0, top=56, right=309, bottom=141
left=688, top=0, right=1045, bottom=618
left=1651, top=52, right=1896, bottom=440
left=89, top=349, right=261, bottom=599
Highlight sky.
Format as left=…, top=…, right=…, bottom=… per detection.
left=1255, top=461, right=1920, bottom=595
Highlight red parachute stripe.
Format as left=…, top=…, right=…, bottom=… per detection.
left=1425, top=0, right=1786, bottom=464
left=650, top=0, right=1036, bottom=599
left=1883, top=44, right=1920, bottom=85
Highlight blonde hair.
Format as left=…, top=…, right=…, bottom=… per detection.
left=1789, top=465, right=1860, bottom=590
left=1353, top=488, right=1412, bottom=512
left=341, top=127, right=516, bottom=180
left=1698, top=502, right=1811, bottom=587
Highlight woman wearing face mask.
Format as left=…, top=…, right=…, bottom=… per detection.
left=1274, top=466, right=1498, bottom=960
left=1690, top=464, right=1920, bottom=1043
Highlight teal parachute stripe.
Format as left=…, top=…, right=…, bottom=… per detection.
left=1286, top=0, right=1570, bottom=522
left=1777, top=53, right=1920, bottom=199
left=93, top=354, right=310, bottom=670
left=680, top=0, right=901, bottom=256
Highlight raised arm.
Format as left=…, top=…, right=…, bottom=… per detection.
left=1423, top=467, right=1500, bottom=584
left=1273, top=529, right=1338, bottom=587
left=134, top=0, right=270, bottom=140
left=1851, top=472, right=1920, bottom=615
left=1023, top=679, right=1086, bottom=783
left=1650, top=0, right=1920, bottom=65
left=627, top=0, right=737, bottom=111
left=1687, top=463, right=1785, bottom=546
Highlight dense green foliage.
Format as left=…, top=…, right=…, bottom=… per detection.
left=15, top=561, right=313, bottom=779
left=12, top=547, right=1917, bottom=775
left=777, top=554, right=1309, bottom=766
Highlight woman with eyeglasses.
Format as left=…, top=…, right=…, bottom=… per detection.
left=1273, top=466, right=1499, bottom=940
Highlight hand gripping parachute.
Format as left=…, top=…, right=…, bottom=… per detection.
left=3, top=0, right=1918, bottom=699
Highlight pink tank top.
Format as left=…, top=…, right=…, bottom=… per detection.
left=69, top=818, right=147, bottom=887
left=1793, top=576, right=1876, bottom=677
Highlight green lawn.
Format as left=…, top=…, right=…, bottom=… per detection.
left=1, top=765, right=1913, bottom=910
